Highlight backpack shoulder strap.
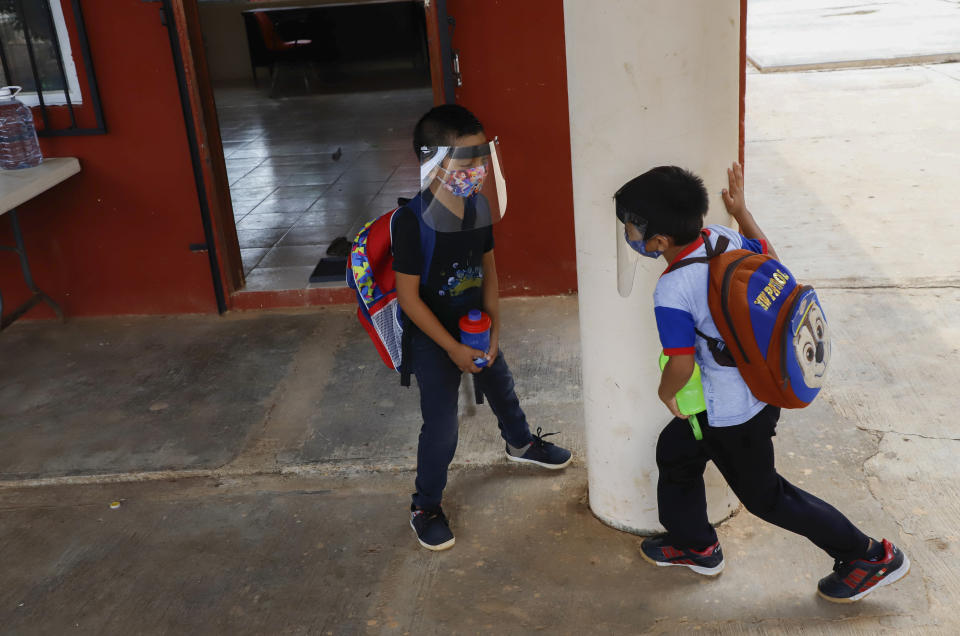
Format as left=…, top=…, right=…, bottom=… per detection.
left=392, top=201, right=436, bottom=280
left=400, top=325, right=412, bottom=387
left=702, top=230, right=730, bottom=258
left=666, top=256, right=709, bottom=273
left=666, top=230, right=733, bottom=274
left=694, top=327, right=738, bottom=367
left=415, top=207, right=436, bottom=279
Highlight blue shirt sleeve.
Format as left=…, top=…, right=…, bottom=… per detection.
left=654, top=305, right=696, bottom=355
left=739, top=233, right=768, bottom=255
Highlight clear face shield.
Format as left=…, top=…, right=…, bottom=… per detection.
left=615, top=205, right=651, bottom=298
left=418, top=138, right=507, bottom=233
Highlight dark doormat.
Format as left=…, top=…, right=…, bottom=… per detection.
left=310, top=256, right=347, bottom=283
left=310, top=236, right=351, bottom=283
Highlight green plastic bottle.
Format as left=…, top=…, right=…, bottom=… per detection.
left=658, top=352, right=707, bottom=440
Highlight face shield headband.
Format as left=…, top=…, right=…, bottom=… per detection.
left=615, top=207, right=651, bottom=242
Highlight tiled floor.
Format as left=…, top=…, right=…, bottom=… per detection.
left=215, top=84, right=433, bottom=292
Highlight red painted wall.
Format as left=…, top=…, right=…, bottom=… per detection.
left=1, top=2, right=745, bottom=318
left=0, top=0, right=217, bottom=319
left=447, top=0, right=578, bottom=296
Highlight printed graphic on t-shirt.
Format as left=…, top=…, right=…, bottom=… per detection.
left=438, top=263, right=484, bottom=297
left=391, top=200, right=493, bottom=336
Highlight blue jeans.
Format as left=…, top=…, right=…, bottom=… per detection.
left=409, top=330, right=533, bottom=511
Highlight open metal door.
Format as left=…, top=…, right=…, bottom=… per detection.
left=425, top=0, right=456, bottom=104
left=162, top=0, right=244, bottom=311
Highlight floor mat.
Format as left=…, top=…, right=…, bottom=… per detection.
left=310, top=256, right=348, bottom=284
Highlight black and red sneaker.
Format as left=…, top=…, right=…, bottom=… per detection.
left=817, top=539, right=910, bottom=603
left=639, top=534, right=725, bottom=576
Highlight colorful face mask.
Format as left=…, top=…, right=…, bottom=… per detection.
left=439, top=162, right=487, bottom=198
left=625, top=228, right=662, bottom=259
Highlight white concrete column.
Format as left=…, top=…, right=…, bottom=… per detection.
left=563, top=0, right=742, bottom=533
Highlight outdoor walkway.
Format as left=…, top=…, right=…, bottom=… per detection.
left=2, top=18, right=960, bottom=636
left=747, top=0, right=960, bottom=71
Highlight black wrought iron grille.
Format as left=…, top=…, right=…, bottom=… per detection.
left=0, top=0, right=105, bottom=136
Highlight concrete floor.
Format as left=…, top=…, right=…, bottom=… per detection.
left=1, top=286, right=952, bottom=633
left=0, top=298, right=583, bottom=484
left=748, top=0, right=960, bottom=71
left=2, top=38, right=960, bottom=636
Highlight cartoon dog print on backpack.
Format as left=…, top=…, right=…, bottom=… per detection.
left=791, top=294, right=830, bottom=389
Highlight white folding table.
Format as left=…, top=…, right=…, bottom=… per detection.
left=0, top=157, right=81, bottom=330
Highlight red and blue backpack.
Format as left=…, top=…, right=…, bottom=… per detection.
left=669, top=231, right=831, bottom=408
left=346, top=199, right=435, bottom=386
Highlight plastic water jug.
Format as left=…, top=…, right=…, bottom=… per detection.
left=658, top=352, right=707, bottom=440
left=0, top=86, right=43, bottom=170
left=459, top=309, right=492, bottom=368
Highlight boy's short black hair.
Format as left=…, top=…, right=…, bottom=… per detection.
left=614, top=166, right=708, bottom=245
left=413, top=104, right=484, bottom=158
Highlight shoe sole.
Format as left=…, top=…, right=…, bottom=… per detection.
left=410, top=519, right=455, bottom=551
left=505, top=452, right=572, bottom=470
left=817, top=553, right=911, bottom=603
left=639, top=546, right=725, bottom=576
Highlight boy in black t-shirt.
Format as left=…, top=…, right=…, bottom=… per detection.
left=393, top=105, right=572, bottom=551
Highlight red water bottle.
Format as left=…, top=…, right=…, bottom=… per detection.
left=459, top=309, right=492, bottom=368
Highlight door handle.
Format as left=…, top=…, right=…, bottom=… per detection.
left=452, top=50, right=463, bottom=87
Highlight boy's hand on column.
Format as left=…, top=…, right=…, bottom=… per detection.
left=447, top=343, right=485, bottom=374
left=721, top=161, right=748, bottom=220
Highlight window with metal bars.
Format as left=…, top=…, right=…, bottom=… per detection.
left=0, top=0, right=104, bottom=136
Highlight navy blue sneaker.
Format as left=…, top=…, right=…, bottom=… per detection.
left=410, top=505, right=455, bottom=551
left=505, top=427, right=572, bottom=469
left=817, top=539, right=910, bottom=603
left=639, top=534, right=725, bottom=576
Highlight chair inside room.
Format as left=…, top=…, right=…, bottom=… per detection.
left=244, top=12, right=314, bottom=96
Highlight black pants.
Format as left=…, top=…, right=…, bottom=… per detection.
left=656, top=405, right=871, bottom=562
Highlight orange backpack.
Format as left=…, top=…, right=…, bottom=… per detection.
left=668, top=231, right=830, bottom=408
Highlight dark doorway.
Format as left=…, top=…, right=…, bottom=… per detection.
left=197, top=0, right=436, bottom=293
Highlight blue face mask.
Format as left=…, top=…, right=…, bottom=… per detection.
left=625, top=228, right=662, bottom=259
